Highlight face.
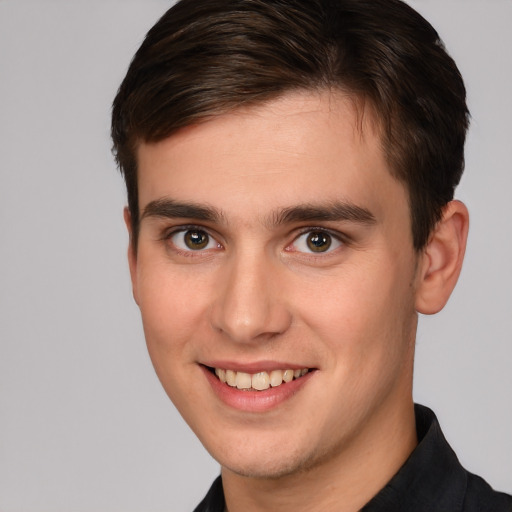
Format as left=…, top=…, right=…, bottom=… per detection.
left=129, top=91, right=422, bottom=479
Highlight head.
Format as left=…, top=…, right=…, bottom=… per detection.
left=112, top=0, right=469, bottom=252
left=111, top=0, right=470, bottom=488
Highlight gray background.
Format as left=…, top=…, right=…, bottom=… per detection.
left=0, top=1, right=510, bottom=510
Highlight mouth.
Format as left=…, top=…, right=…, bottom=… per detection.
left=202, top=363, right=316, bottom=412
left=207, top=366, right=312, bottom=391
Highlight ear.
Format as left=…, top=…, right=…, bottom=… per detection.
left=123, top=207, right=140, bottom=305
left=415, top=200, right=469, bottom=315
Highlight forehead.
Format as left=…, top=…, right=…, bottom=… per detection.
left=135, top=90, right=405, bottom=226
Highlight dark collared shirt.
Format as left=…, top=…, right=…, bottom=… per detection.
left=193, top=405, right=512, bottom=511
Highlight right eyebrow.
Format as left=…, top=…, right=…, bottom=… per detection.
left=140, top=198, right=224, bottom=223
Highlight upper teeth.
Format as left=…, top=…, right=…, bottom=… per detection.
left=214, top=368, right=309, bottom=391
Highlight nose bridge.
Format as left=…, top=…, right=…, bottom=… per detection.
left=211, top=245, right=291, bottom=343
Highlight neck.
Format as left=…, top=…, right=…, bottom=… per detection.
left=222, top=399, right=417, bottom=512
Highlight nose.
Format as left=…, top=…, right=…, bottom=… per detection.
left=210, top=251, right=292, bottom=344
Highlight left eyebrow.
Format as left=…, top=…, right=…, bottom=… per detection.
left=269, top=201, right=376, bottom=226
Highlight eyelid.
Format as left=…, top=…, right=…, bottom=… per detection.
left=161, top=223, right=192, bottom=238
left=161, top=223, right=217, bottom=239
left=162, top=224, right=224, bottom=253
left=287, top=227, right=345, bottom=254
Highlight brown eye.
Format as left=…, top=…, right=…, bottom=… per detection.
left=169, top=228, right=221, bottom=254
left=306, top=231, right=332, bottom=252
left=290, top=230, right=341, bottom=255
left=183, top=229, right=210, bottom=250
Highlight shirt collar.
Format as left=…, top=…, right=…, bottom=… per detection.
left=195, top=404, right=468, bottom=512
left=362, top=404, right=467, bottom=511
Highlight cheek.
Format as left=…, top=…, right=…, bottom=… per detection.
left=134, top=263, right=210, bottom=413
left=135, top=258, right=209, bottom=358
left=296, top=256, right=417, bottom=368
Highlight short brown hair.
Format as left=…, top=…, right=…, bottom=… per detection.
left=112, top=0, right=469, bottom=250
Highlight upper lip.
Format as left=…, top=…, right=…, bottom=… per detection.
left=201, top=360, right=313, bottom=373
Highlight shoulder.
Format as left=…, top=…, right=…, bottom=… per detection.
left=463, top=472, right=512, bottom=512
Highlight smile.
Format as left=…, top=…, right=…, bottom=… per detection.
left=213, top=367, right=310, bottom=391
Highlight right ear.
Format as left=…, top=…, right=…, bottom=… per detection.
left=123, top=207, right=139, bottom=305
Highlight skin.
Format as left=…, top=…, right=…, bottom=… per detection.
left=126, top=90, right=468, bottom=512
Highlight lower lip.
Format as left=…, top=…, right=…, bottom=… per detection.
left=201, top=366, right=314, bottom=413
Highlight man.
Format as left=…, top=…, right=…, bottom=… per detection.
left=111, top=0, right=512, bottom=510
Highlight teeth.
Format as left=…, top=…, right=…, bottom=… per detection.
left=214, top=367, right=310, bottom=390
left=283, top=369, right=294, bottom=383
left=226, top=369, right=236, bottom=387
left=215, top=368, right=226, bottom=383
left=269, top=370, right=283, bottom=387
left=252, top=372, right=270, bottom=391
left=236, top=372, right=252, bottom=390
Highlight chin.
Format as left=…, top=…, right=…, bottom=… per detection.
left=213, top=437, right=326, bottom=480
left=222, top=456, right=308, bottom=480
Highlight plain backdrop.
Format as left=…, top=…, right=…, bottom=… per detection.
left=0, top=1, right=511, bottom=510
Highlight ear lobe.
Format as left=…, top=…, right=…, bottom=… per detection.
left=415, top=200, right=469, bottom=315
left=123, top=207, right=140, bottom=305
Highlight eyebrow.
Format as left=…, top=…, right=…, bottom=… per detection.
left=140, top=197, right=376, bottom=226
left=141, top=198, right=223, bottom=223
left=271, top=202, right=376, bottom=226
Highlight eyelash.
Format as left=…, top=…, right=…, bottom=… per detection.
left=162, top=225, right=223, bottom=256
left=161, top=225, right=346, bottom=257
left=286, top=227, right=344, bottom=256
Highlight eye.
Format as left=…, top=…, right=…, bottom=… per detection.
left=291, top=230, right=342, bottom=254
left=170, top=228, right=220, bottom=251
